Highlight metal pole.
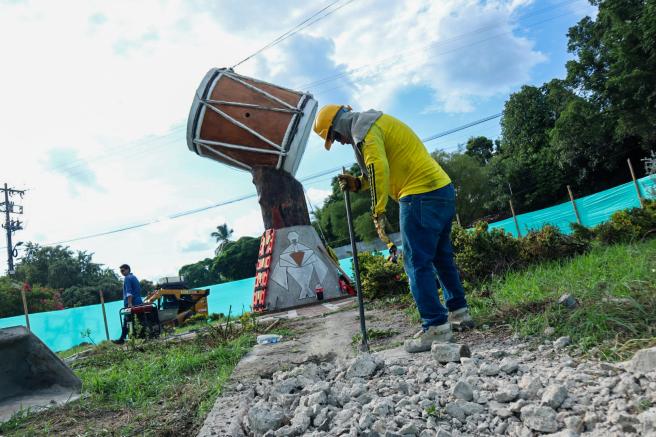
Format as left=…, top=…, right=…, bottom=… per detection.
left=509, top=199, right=522, bottom=238
left=342, top=168, right=369, bottom=352
left=3, top=183, right=13, bottom=274
left=627, top=158, right=644, bottom=208
left=20, top=285, right=30, bottom=332
left=99, top=290, right=110, bottom=341
left=567, top=185, right=582, bottom=225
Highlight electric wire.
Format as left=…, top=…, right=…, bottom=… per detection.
left=231, top=0, right=358, bottom=69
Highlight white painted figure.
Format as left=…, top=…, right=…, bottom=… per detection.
left=271, top=231, right=329, bottom=299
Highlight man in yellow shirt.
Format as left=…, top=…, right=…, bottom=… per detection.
left=313, top=105, right=473, bottom=353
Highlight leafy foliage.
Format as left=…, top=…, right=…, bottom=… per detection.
left=0, top=279, right=64, bottom=318
left=357, top=252, right=408, bottom=300
left=213, top=236, right=261, bottom=282
left=211, top=223, right=234, bottom=255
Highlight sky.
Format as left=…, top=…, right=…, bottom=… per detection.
left=0, top=0, right=597, bottom=281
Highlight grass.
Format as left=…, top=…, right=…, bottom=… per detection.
left=2, top=333, right=254, bottom=436
left=469, top=239, right=656, bottom=360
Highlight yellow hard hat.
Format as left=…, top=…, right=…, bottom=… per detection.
left=313, top=104, right=350, bottom=150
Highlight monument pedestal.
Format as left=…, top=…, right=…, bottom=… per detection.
left=253, top=225, right=349, bottom=313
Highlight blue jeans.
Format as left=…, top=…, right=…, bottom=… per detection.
left=399, top=184, right=467, bottom=329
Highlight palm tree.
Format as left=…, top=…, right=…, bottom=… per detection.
left=211, top=223, right=234, bottom=255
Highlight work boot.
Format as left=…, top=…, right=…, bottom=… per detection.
left=449, top=307, right=475, bottom=331
left=404, top=323, right=454, bottom=353
left=112, top=339, right=125, bottom=345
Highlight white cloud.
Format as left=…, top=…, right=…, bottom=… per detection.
left=306, top=187, right=332, bottom=208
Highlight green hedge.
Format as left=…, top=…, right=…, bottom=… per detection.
left=357, top=200, right=656, bottom=298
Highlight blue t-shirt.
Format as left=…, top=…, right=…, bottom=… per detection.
left=123, top=273, right=143, bottom=307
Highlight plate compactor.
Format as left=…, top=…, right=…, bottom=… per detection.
left=118, top=276, right=210, bottom=339
left=0, top=326, right=82, bottom=423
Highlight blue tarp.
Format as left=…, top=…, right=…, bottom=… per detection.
left=1, top=175, right=654, bottom=352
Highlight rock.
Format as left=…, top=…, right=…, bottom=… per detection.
left=558, top=293, right=577, bottom=309
left=582, top=411, right=599, bottom=431
left=554, top=336, right=571, bottom=349
left=431, top=343, right=471, bottom=363
left=452, top=380, right=473, bottom=401
left=389, top=365, right=407, bottom=376
left=500, top=357, right=519, bottom=374
left=371, top=397, right=395, bottom=416
left=445, top=402, right=466, bottom=421
left=399, top=423, right=419, bottom=435
left=495, top=383, right=520, bottom=403
left=541, top=385, right=568, bottom=409
left=491, top=349, right=507, bottom=359
left=480, top=363, right=500, bottom=376
left=543, top=431, right=579, bottom=437
left=460, top=400, right=485, bottom=416
left=347, top=353, right=381, bottom=379
left=613, top=375, right=641, bottom=395
left=488, top=400, right=513, bottom=418
left=564, top=415, right=583, bottom=432
left=544, top=326, right=556, bottom=336
left=519, top=375, right=542, bottom=399
left=638, top=407, right=656, bottom=435
left=627, top=347, right=656, bottom=374
left=435, top=429, right=452, bottom=437
left=520, top=404, right=560, bottom=433
left=248, top=401, right=286, bottom=435
left=358, top=413, right=375, bottom=430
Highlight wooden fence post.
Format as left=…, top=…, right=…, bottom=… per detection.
left=627, top=158, right=644, bottom=208
left=567, top=185, right=582, bottom=225
left=99, top=290, right=110, bottom=341
left=20, top=286, right=30, bottom=332
left=456, top=213, right=462, bottom=227
left=509, top=199, right=522, bottom=238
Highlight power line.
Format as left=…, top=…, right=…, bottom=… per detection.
left=15, top=113, right=502, bottom=248
left=231, top=0, right=358, bottom=69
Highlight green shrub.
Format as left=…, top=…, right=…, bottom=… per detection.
left=452, top=222, right=588, bottom=285
left=520, top=225, right=589, bottom=265
left=593, top=201, right=656, bottom=245
left=452, top=222, right=522, bottom=284
left=357, top=252, right=408, bottom=300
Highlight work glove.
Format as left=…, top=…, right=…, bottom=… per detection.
left=338, top=173, right=361, bottom=192
left=373, top=214, right=393, bottom=247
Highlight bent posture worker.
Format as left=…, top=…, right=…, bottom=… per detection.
left=313, top=105, right=474, bottom=353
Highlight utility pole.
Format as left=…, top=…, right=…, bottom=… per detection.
left=1, top=183, right=25, bottom=275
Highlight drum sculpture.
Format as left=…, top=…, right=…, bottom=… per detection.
left=186, top=68, right=349, bottom=313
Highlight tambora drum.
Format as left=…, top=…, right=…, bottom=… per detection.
left=186, top=68, right=317, bottom=176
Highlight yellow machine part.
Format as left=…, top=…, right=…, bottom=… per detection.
left=144, top=288, right=210, bottom=326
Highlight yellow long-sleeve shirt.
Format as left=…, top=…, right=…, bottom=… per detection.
left=357, top=114, right=451, bottom=215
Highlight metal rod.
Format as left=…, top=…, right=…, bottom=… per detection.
left=20, top=285, right=30, bottom=332
left=202, top=99, right=300, bottom=113
left=627, top=158, right=644, bottom=208
left=509, top=199, right=522, bottom=238
left=99, top=290, right=110, bottom=341
left=342, top=168, right=369, bottom=352
left=567, top=185, right=582, bottom=225
left=203, top=103, right=285, bottom=151
left=194, top=138, right=285, bottom=155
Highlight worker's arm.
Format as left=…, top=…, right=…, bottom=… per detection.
left=360, top=125, right=390, bottom=216
left=127, top=295, right=133, bottom=308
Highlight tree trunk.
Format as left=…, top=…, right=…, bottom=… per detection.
left=251, top=166, right=311, bottom=229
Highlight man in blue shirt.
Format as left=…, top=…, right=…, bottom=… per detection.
left=113, top=264, right=144, bottom=344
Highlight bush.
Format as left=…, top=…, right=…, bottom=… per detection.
left=357, top=252, right=408, bottom=300
left=452, top=222, right=588, bottom=285
left=592, top=201, right=656, bottom=245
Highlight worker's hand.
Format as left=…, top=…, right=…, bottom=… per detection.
left=373, top=214, right=392, bottom=246
left=338, top=173, right=361, bottom=192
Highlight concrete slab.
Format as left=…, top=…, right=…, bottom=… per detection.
left=0, top=326, right=81, bottom=423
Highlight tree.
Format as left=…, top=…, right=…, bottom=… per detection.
left=432, top=150, right=491, bottom=225
left=212, top=236, right=261, bottom=281
left=211, top=223, right=234, bottom=255
left=566, top=0, right=656, bottom=144
left=179, top=258, right=221, bottom=288
left=465, top=136, right=494, bottom=164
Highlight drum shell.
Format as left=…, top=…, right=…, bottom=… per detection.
left=187, top=68, right=317, bottom=176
